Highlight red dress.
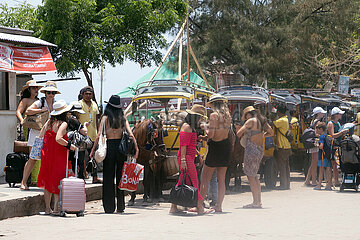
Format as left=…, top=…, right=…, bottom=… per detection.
left=176, top=132, right=203, bottom=201
left=37, top=127, right=68, bottom=194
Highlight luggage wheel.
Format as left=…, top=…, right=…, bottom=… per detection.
left=59, top=211, right=66, bottom=217
left=76, top=212, right=84, bottom=217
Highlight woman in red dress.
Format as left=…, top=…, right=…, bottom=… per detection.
left=169, top=104, right=206, bottom=215
left=37, top=100, right=77, bottom=215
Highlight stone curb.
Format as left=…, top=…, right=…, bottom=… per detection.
left=0, top=184, right=102, bottom=220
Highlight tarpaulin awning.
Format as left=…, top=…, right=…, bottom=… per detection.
left=0, top=44, right=56, bottom=73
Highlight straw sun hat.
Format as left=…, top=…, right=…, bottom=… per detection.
left=242, top=106, right=256, bottom=121
left=186, top=104, right=206, bottom=118
left=40, top=81, right=61, bottom=94
left=51, top=100, right=73, bottom=116
left=21, top=80, right=43, bottom=92
left=206, top=94, right=228, bottom=106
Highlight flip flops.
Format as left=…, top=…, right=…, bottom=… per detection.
left=243, top=203, right=262, bottom=209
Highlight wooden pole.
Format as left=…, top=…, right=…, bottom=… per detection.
left=125, top=21, right=186, bottom=116
left=186, top=14, right=190, bottom=83
left=189, top=44, right=211, bottom=90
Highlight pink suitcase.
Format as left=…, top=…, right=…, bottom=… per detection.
left=59, top=149, right=86, bottom=217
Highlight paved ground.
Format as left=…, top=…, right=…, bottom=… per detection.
left=1, top=172, right=360, bottom=240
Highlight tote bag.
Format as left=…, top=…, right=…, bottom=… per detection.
left=95, top=120, right=107, bottom=163
left=29, top=137, right=44, bottom=160
left=169, top=170, right=198, bottom=208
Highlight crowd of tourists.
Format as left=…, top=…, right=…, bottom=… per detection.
left=15, top=80, right=356, bottom=216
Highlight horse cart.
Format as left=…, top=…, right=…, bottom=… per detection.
left=129, top=79, right=213, bottom=202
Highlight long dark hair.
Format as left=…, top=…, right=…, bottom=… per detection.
left=247, top=110, right=267, bottom=132
left=49, top=111, right=69, bottom=128
left=184, top=113, right=201, bottom=131
left=104, top=104, right=125, bottom=129
left=20, top=87, right=39, bottom=100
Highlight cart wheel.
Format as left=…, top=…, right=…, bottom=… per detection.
left=76, top=212, right=84, bottom=217
left=264, top=158, right=277, bottom=189
left=59, top=211, right=66, bottom=217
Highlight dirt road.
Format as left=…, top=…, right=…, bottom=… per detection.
left=1, top=172, right=359, bottom=240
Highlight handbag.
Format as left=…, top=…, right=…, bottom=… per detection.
left=119, top=129, right=136, bottom=156
left=265, top=136, right=275, bottom=150
left=169, top=170, right=198, bottom=208
left=22, top=111, right=49, bottom=130
left=29, top=137, right=44, bottom=160
left=22, top=98, right=49, bottom=130
left=67, top=126, right=93, bottom=151
left=95, top=119, right=107, bottom=163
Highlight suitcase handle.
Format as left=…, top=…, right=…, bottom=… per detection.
left=66, top=148, right=79, bottom=178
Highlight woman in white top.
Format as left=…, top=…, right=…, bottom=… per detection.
left=304, top=107, right=326, bottom=187
left=20, top=81, right=60, bottom=190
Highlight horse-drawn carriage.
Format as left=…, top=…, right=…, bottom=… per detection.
left=129, top=78, right=213, bottom=202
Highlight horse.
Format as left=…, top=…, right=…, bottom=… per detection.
left=225, top=123, right=243, bottom=191
left=128, top=118, right=166, bottom=205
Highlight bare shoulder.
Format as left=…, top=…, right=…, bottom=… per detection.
left=210, top=112, right=219, bottom=120
left=181, top=123, right=192, bottom=133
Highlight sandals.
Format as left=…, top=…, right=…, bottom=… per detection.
left=243, top=203, right=262, bottom=209
left=20, top=185, right=29, bottom=191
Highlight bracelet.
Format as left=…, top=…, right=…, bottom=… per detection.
left=65, top=141, right=71, bottom=150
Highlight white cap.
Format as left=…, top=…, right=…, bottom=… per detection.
left=312, top=107, right=326, bottom=116
left=331, top=107, right=345, bottom=115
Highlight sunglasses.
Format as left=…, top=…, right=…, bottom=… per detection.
left=45, top=91, right=57, bottom=95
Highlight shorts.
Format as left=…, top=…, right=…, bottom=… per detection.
left=318, top=158, right=331, bottom=168
left=27, top=128, right=41, bottom=147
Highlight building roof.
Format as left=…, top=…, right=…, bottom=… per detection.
left=0, top=27, right=56, bottom=47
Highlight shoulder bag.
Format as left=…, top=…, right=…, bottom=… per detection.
left=95, top=120, right=107, bottom=163
left=119, top=129, right=136, bottom=156
left=169, top=170, right=198, bottom=208
left=22, top=97, right=49, bottom=131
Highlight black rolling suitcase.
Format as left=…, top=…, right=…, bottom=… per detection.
left=3, top=153, right=29, bottom=187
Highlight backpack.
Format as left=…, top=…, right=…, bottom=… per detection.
left=301, top=128, right=316, bottom=149
left=323, top=135, right=338, bottom=160
left=339, top=138, right=360, bottom=164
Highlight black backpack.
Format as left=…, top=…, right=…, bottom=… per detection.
left=323, top=135, right=338, bottom=160
left=301, top=128, right=316, bottom=149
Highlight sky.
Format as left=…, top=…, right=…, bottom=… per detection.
left=1, top=0, right=169, bottom=105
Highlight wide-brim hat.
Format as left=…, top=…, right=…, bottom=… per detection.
left=105, top=95, right=122, bottom=108
left=21, top=80, right=43, bottom=92
left=242, top=106, right=256, bottom=121
left=51, top=100, right=73, bottom=116
left=70, top=101, right=85, bottom=114
left=40, top=81, right=61, bottom=94
left=186, top=104, right=206, bottom=118
left=206, top=94, right=227, bottom=106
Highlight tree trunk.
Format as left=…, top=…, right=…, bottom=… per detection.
left=82, top=67, right=97, bottom=103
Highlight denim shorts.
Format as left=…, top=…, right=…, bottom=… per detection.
left=318, top=158, right=331, bottom=168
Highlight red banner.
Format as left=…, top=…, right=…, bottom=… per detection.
left=0, top=44, right=56, bottom=73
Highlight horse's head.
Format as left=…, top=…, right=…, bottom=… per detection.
left=146, top=118, right=166, bottom=158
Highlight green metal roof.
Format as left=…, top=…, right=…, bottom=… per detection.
left=117, top=61, right=213, bottom=98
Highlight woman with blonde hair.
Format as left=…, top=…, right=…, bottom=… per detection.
left=237, top=106, right=273, bottom=208
left=198, top=94, right=232, bottom=214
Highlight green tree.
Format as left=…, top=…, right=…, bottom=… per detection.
left=189, top=0, right=360, bottom=89
left=37, top=0, right=188, bottom=91
left=0, top=2, right=41, bottom=33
